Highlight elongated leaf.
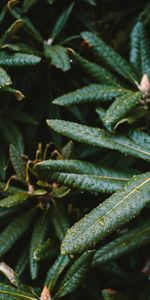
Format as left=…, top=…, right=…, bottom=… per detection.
left=70, top=51, right=119, bottom=86
left=44, top=44, right=71, bottom=72
left=81, top=32, right=138, bottom=84
left=104, top=91, right=141, bottom=130
left=51, top=3, right=74, bottom=40
left=130, top=21, right=142, bottom=76
left=0, top=209, right=35, bottom=257
left=9, top=7, right=43, bottom=43
left=0, top=117, right=24, bottom=153
left=23, top=0, right=39, bottom=12
left=0, top=283, right=37, bottom=300
left=130, top=21, right=150, bottom=78
left=0, top=52, right=41, bottom=66
left=34, top=238, right=58, bottom=261
left=0, top=20, right=23, bottom=46
left=30, top=210, right=50, bottom=279
left=35, top=159, right=136, bottom=177
left=51, top=203, right=70, bottom=241
left=53, top=84, right=127, bottom=106
left=36, top=159, right=136, bottom=193
left=0, top=67, right=12, bottom=88
left=47, top=120, right=150, bottom=161
left=45, top=254, right=70, bottom=292
left=0, top=191, right=29, bottom=207
left=93, top=219, right=150, bottom=266
left=55, top=251, right=94, bottom=298
left=15, top=245, right=29, bottom=277
left=47, top=172, right=129, bottom=193
left=61, top=172, right=150, bottom=254
left=9, top=145, right=26, bottom=181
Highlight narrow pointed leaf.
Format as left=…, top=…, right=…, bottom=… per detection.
left=53, top=84, right=127, bottom=106
left=70, top=51, right=119, bottom=85
left=45, top=254, right=71, bottom=292
left=10, top=144, right=26, bottom=182
left=0, top=191, right=29, bottom=207
left=61, top=172, right=150, bottom=254
left=30, top=210, right=50, bottom=280
left=104, top=91, right=141, bottom=130
left=51, top=3, right=74, bottom=40
left=81, top=31, right=138, bottom=84
left=55, top=251, right=94, bottom=298
left=0, top=52, right=41, bottom=66
left=47, top=120, right=150, bottom=161
left=0, top=283, right=37, bottom=300
left=0, top=209, right=35, bottom=257
left=93, top=219, right=150, bottom=266
left=51, top=203, right=70, bottom=241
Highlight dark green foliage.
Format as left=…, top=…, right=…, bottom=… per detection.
left=0, top=1, right=150, bottom=300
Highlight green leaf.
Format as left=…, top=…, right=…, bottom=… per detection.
left=130, top=21, right=142, bottom=76
left=0, top=52, right=41, bottom=66
left=104, top=91, right=141, bottom=131
left=0, top=67, right=12, bottom=88
left=36, top=159, right=136, bottom=193
left=9, top=7, right=43, bottom=43
left=45, top=254, right=70, bottom=292
left=0, top=283, right=37, bottom=300
left=81, top=31, right=138, bottom=84
left=47, top=120, right=150, bottom=161
left=70, top=51, right=119, bottom=86
left=55, top=251, right=94, bottom=298
left=53, top=84, right=127, bottom=106
left=130, top=21, right=150, bottom=78
left=102, top=289, right=124, bottom=300
left=23, top=0, right=39, bottom=12
left=93, top=219, right=150, bottom=266
left=0, top=191, right=29, bottom=208
left=44, top=44, right=71, bottom=72
left=15, top=245, right=29, bottom=277
left=0, top=209, right=35, bottom=257
left=34, top=238, right=58, bottom=261
left=9, top=145, right=26, bottom=182
left=0, top=20, right=24, bottom=46
left=61, top=172, right=150, bottom=254
left=30, top=210, right=50, bottom=280
left=51, top=3, right=74, bottom=40
left=0, top=117, right=24, bottom=153
left=51, top=203, right=70, bottom=241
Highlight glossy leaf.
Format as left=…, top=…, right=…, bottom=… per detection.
left=104, top=91, right=141, bottom=130
left=51, top=203, right=70, bottom=241
left=9, top=145, right=26, bottom=182
left=0, top=209, right=35, bottom=257
left=0, top=191, right=29, bottom=208
left=44, top=44, right=71, bottom=72
left=61, top=172, right=150, bottom=254
left=55, top=251, right=94, bottom=298
left=0, top=283, right=37, bottom=300
left=53, top=84, right=126, bottom=106
left=45, top=254, right=70, bottom=292
left=0, top=52, right=41, bottom=66
left=0, top=67, right=12, bottom=88
left=51, top=3, right=74, bottom=40
left=47, top=120, right=150, bottom=161
left=30, top=210, right=50, bottom=279
left=81, top=31, right=138, bottom=84
left=93, top=219, right=150, bottom=266
left=70, top=51, right=119, bottom=85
